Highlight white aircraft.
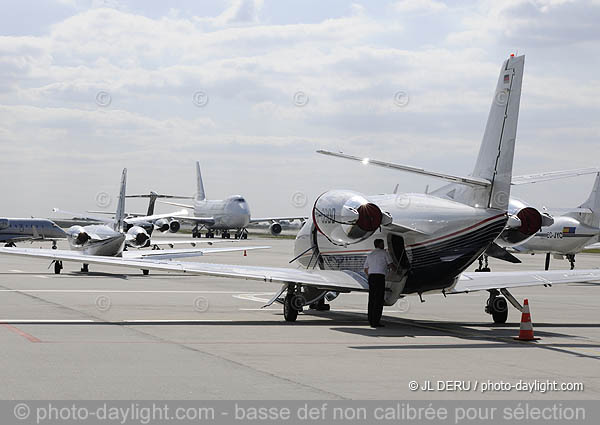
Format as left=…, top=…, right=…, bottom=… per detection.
left=40, top=168, right=268, bottom=274
left=2, top=55, right=600, bottom=326
left=140, top=161, right=306, bottom=239
left=1, top=218, right=66, bottom=247
left=511, top=172, right=600, bottom=270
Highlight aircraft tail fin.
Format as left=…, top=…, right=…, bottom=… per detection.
left=114, top=168, right=127, bottom=232
left=433, top=55, right=525, bottom=210
left=196, top=161, right=206, bottom=201
left=579, top=173, right=600, bottom=227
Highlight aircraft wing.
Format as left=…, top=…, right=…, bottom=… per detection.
left=250, top=217, right=307, bottom=223
left=149, top=239, right=241, bottom=248
left=316, top=150, right=491, bottom=188
left=511, top=167, right=600, bottom=185
left=449, top=269, right=600, bottom=293
left=0, top=247, right=368, bottom=291
left=160, top=200, right=195, bottom=209
left=123, top=246, right=270, bottom=260
left=0, top=245, right=270, bottom=264
left=169, top=216, right=215, bottom=226
left=125, top=210, right=190, bottom=224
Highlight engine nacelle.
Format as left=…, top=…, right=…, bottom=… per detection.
left=269, top=222, right=282, bottom=236
left=313, top=190, right=391, bottom=246
left=67, top=225, right=91, bottom=246
left=496, top=199, right=554, bottom=247
left=153, top=218, right=170, bottom=233
left=127, top=226, right=150, bottom=248
left=168, top=220, right=180, bottom=233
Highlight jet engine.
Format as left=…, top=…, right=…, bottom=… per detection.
left=496, top=199, right=554, bottom=247
left=168, top=220, right=180, bottom=233
left=153, top=218, right=170, bottom=232
left=127, top=226, right=150, bottom=248
left=312, top=190, right=391, bottom=246
left=269, top=222, right=282, bottom=236
left=67, top=226, right=91, bottom=246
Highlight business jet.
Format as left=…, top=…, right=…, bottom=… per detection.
left=510, top=172, right=600, bottom=270
left=40, top=168, right=268, bottom=274
left=1, top=218, right=66, bottom=247
left=340, top=161, right=600, bottom=272
left=2, top=55, right=600, bottom=326
left=139, top=162, right=306, bottom=239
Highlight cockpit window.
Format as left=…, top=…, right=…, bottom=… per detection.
left=236, top=198, right=246, bottom=203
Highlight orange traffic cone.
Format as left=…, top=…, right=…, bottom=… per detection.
left=243, top=250, right=247, bottom=257
left=514, top=299, right=540, bottom=341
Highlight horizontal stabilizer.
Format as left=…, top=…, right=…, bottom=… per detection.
left=512, top=167, right=600, bottom=185
left=52, top=208, right=112, bottom=223
left=317, top=150, right=491, bottom=188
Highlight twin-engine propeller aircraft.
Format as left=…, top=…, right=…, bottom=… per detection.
left=20, top=168, right=268, bottom=274
left=2, top=55, right=600, bottom=325
left=511, top=172, right=600, bottom=270
left=1, top=218, right=66, bottom=247
left=149, top=162, right=306, bottom=239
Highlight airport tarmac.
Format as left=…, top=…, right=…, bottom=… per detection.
left=0, top=237, right=599, bottom=400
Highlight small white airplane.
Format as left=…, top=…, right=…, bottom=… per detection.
left=36, top=168, right=269, bottom=274
left=2, top=55, right=600, bottom=326
left=137, top=161, right=307, bottom=239
left=1, top=218, right=66, bottom=247
left=510, top=172, right=600, bottom=270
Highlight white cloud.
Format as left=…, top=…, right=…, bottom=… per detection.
left=394, top=0, right=447, bottom=13
left=0, top=1, right=598, bottom=216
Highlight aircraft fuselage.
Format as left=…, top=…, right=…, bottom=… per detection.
left=295, top=193, right=507, bottom=300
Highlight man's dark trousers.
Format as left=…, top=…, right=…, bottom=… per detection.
left=368, top=273, right=386, bottom=326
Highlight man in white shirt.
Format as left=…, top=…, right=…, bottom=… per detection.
left=363, top=238, right=394, bottom=327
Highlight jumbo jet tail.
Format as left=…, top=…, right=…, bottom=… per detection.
left=196, top=161, right=206, bottom=201
left=433, top=55, right=525, bottom=210
left=114, top=168, right=127, bottom=232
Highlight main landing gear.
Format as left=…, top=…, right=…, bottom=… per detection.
left=53, top=260, right=63, bottom=274
left=475, top=254, right=491, bottom=272
left=486, top=289, right=508, bottom=324
left=566, top=254, right=576, bottom=270
left=4, top=242, right=16, bottom=247
left=283, top=284, right=308, bottom=322
left=485, top=288, right=523, bottom=324
left=81, top=263, right=89, bottom=273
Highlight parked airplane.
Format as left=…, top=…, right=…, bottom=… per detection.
left=46, top=168, right=268, bottom=274
left=2, top=55, right=600, bottom=326
left=141, top=162, right=306, bottom=239
left=511, top=172, right=600, bottom=270
left=1, top=218, right=66, bottom=247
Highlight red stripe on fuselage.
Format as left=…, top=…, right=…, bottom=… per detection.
left=406, top=213, right=506, bottom=248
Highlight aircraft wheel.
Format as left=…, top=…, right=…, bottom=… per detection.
left=283, top=294, right=299, bottom=322
left=54, top=261, right=62, bottom=275
left=142, top=269, right=149, bottom=276
left=490, top=296, right=508, bottom=324
left=81, top=264, right=89, bottom=273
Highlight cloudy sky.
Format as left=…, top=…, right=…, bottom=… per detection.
left=1, top=0, right=599, bottom=218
